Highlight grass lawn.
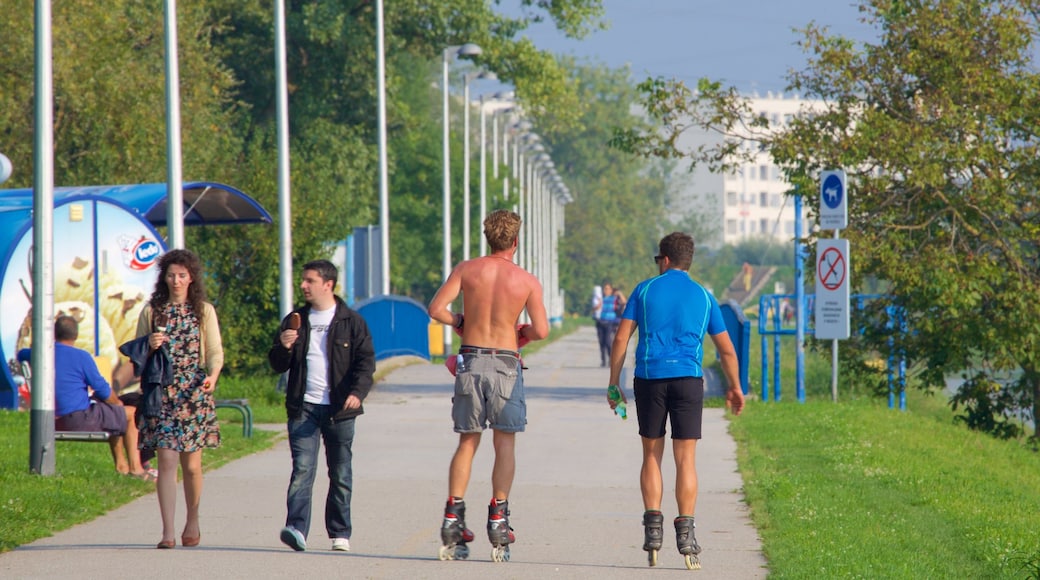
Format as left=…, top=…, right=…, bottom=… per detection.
left=0, top=409, right=276, bottom=553
left=731, top=383, right=1040, bottom=578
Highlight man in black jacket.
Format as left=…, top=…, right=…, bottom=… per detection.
left=268, top=260, right=375, bottom=553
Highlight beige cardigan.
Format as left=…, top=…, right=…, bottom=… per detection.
left=136, top=302, right=224, bottom=374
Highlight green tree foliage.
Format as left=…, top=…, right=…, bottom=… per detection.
left=539, top=60, right=679, bottom=311
left=614, top=0, right=1040, bottom=440
left=1, top=0, right=611, bottom=374
left=0, top=0, right=242, bottom=187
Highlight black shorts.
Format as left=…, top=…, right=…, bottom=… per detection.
left=633, top=376, right=704, bottom=440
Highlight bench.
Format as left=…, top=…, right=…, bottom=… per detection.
left=19, top=361, right=253, bottom=438
left=19, top=361, right=115, bottom=442
left=215, top=398, right=253, bottom=438
left=54, top=431, right=115, bottom=442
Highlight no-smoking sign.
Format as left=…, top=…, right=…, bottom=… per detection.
left=815, top=239, right=850, bottom=339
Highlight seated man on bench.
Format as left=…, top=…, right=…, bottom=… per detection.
left=18, top=315, right=154, bottom=481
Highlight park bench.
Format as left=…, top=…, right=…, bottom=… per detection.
left=19, top=361, right=253, bottom=439
left=20, top=361, right=114, bottom=442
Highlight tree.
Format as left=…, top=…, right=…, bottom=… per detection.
left=614, top=0, right=1040, bottom=440
left=540, top=59, right=681, bottom=312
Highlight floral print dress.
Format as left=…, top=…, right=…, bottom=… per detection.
left=138, top=302, right=220, bottom=451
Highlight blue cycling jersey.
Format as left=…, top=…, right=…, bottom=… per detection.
left=622, top=269, right=726, bottom=380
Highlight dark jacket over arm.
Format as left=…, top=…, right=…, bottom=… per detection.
left=268, top=297, right=376, bottom=421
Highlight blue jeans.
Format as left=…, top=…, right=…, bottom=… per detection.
left=285, top=402, right=355, bottom=540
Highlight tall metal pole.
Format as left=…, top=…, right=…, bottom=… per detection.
left=274, top=0, right=293, bottom=315
left=479, top=95, right=488, bottom=257
left=462, top=77, right=472, bottom=261
left=441, top=48, right=453, bottom=356
left=164, top=0, right=184, bottom=249
left=30, top=0, right=56, bottom=475
left=375, top=0, right=390, bottom=294
left=795, top=191, right=806, bottom=403
left=831, top=228, right=840, bottom=402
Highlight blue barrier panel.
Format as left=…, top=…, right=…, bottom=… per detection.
left=719, top=300, right=751, bottom=395
left=354, top=295, right=431, bottom=361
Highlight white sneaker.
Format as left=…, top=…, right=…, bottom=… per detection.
left=332, top=537, right=351, bottom=551
left=279, top=526, right=306, bottom=552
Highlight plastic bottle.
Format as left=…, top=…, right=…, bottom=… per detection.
left=607, top=384, right=628, bottom=420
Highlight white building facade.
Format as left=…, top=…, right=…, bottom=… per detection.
left=672, top=92, right=823, bottom=249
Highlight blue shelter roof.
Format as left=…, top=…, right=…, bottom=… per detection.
left=0, top=182, right=272, bottom=226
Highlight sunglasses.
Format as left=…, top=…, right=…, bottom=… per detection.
left=654, top=255, right=665, bottom=263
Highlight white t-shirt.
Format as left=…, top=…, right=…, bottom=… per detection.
left=303, top=306, right=336, bottom=405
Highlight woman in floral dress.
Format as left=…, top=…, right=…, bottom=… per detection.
left=136, top=249, right=223, bottom=549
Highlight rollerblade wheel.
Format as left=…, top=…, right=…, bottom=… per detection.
left=648, top=549, right=658, bottom=567
left=491, top=545, right=511, bottom=562
left=455, top=544, right=470, bottom=560
left=684, top=554, right=701, bottom=570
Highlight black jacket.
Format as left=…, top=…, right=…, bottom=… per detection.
left=268, top=297, right=376, bottom=421
left=118, top=336, right=173, bottom=419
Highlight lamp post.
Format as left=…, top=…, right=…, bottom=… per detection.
left=164, top=0, right=184, bottom=249
left=462, top=70, right=495, bottom=261
left=517, top=137, right=542, bottom=271
left=527, top=151, right=549, bottom=273
left=479, top=95, right=513, bottom=256
left=441, top=42, right=481, bottom=356
left=375, top=0, right=390, bottom=294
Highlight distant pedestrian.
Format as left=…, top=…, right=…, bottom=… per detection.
left=270, top=259, right=376, bottom=553
left=608, top=232, right=745, bottom=569
left=596, top=282, right=623, bottom=367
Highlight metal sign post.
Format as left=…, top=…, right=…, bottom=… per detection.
left=816, top=170, right=850, bottom=403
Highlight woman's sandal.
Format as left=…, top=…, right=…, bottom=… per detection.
left=156, top=539, right=175, bottom=549
left=181, top=531, right=201, bottom=547
left=129, top=470, right=158, bottom=483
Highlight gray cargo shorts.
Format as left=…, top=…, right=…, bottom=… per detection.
left=452, top=347, right=526, bottom=433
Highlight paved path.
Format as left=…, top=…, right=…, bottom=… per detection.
left=1, top=326, right=766, bottom=578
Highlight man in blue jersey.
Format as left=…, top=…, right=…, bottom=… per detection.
left=607, top=231, right=745, bottom=567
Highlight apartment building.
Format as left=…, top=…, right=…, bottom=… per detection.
left=671, top=92, right=822, bottom=249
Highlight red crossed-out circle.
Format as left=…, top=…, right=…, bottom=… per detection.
left=818, top=247, right=846, bottom=291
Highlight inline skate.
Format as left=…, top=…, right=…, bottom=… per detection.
left=674, top=515, right=702, bottom=570
left=437, top=497, right=473, bottom=560
left=642, top=510, right=664, bottom=566
left=487, top=498, right=515, bottom=562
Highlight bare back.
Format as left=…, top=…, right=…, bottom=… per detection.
left=429, top=252, right=549, bottom=351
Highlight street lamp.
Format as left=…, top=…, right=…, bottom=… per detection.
left=517, top=138, right=542, bottom=271
left=462, top=70, right=496, bottom=261
left=491, top=92, right=515, bottom=179
left=442, top=42, right=481, bottom=355
left=479, top=94, right=514, bottom=255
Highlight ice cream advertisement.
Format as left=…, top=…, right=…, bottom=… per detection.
left=1, top=199, right=165, bottom=407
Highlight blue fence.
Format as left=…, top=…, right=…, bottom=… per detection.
left=757, top=293, right=907, bottom=408
left=354, top=295, right=431, bottom=361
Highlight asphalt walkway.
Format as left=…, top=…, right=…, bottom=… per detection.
left=0, top=326, right=767, bottom=578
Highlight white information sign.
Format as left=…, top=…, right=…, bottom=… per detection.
left=819, top=169, right=848, bottom=230
left=814, top=238, right=850, bottom=340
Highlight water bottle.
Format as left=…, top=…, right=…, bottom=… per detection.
left=607, top=384, right=628, bottom=420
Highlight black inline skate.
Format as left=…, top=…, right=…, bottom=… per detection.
left=486, top=498, right=515, bottom=562
left=437, top=497, right=474, bottom=560
left=674, top=515, right=702, bottom=570
left=642, top=510, right=664, bottom=567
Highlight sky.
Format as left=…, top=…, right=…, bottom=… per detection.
left=505, top=0, right=878, bottom=94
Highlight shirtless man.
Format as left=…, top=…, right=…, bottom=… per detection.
left=428, top=209, right=549, bottom=561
